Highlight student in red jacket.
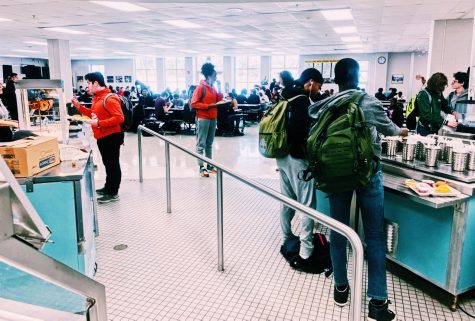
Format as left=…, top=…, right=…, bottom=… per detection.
left=191, top=63, right=224, bottom=177
left=71, top=72, right=124, bottom=203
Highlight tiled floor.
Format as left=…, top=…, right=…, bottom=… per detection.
left=93, top=126, right=475, bottom=321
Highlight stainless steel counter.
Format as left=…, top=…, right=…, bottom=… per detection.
left=381, top=155, right=475, bottom=183
left=383, top=171, right=470, bottom=208
left=16, top=152, right=92, bottom=184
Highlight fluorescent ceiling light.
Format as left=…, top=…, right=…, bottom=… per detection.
left=345, top=43, right=363, bottom=49
left=333, top=26, right=357, bottom=34
left=75, top=47, right=102, bottom=51
left=181, top=49, right=198, bottom=53
left=108, top=37, right=138, bottom=43
left=24, top=41, right=47, bottom=46
left=91, top=1, right=149, bottom=12
left=273, top=51, right=286, bottom=55
left=152, top=44, right=172, bottom=49
left=44, top=27, right=88, bottom=35
left=13, top=49, right=41, bottom=53
left=341, top=36, right=361, bottom=43
left=163, top=20, right=202, bottom=29
left=210, top=33, right=234, bottom=39
left=113, top=51, right=132, bottom=55
left=321, top=9, right=353, bottom=21
left=0, top=18, right=12, bottom=22
left=237, top=41, right=257, bottom=46
left=257, top=48, right=273, bottom=52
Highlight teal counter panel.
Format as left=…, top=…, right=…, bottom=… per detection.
left=21, top=182, right=80, bottom=272
left=385, top=192, right=453, bottom=286
left=457, top=199, right=475, bottom=292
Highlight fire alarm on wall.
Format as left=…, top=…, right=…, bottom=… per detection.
left=377, top=56, right=386, bottom=64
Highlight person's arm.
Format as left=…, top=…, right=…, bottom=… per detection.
left=97, top=96, right=124, bottom=128
left=71, top=96, right=93, bottom=118
left=441, top=96, right=453, bottom=114
left=365, top=96, right=403, bottom=136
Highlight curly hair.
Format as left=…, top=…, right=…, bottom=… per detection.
left=201, top=63, right=216, bottom=78
left=426, top=72, right=447, bottom=93
left=453, top=72, right=468, bottom=89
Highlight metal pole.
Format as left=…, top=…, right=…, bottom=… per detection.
left=165, top=142, right=171, bottom=213
left=216, top=169, right=224, bottom=271
left=349, top=236, right=364, bottom=321
left=138, top=127, right=143, bottom=183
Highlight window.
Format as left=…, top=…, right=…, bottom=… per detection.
left=196, top=56, right=223, bottom=84
left=135, top=56, right=157, bottom=92
left=358, top=60, right=369, bottom=90
left=271, top=55, right=299, bottom=83
left=89, top=64, right=105, bottom=75
left=235, top=55, right=260, bottom=92
left=165, top=57, right=185, bottom=92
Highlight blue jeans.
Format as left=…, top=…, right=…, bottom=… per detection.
left=328, top=165, right=387, bottom=300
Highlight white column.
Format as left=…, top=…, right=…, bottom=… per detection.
left=185, top=57, right=194, bottom=89
left=427, top=18, right=474, bottom=96
left=469, top=11, right=475, bottom=100
left=223, top=56, right=234, bottom=93
left=156, top=57, right=165, bottom=92
left=261, top=56, right=271, bottom=86
left=47, top=39, right=73, bottom=101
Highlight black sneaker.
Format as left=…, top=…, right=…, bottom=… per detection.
left=97, top=194, right=119, bottom=204
left=96, top=187, right=107, bottom=195
left=368, top=299, right=396, bottom=321
left=290, top=256, right=322, bottom=274
left=334, top=284, right=350, bottom=307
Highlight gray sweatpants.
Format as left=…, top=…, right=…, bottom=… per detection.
left=196, top=118, right=217, bottom=167
left=276, top=154, right=316, bottom=258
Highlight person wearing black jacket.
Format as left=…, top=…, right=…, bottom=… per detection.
left=277, top=68, right=323, bottom=273
left=3, top=73, right=18, bottom=120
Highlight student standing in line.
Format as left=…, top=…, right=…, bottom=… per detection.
left=190, top=63, right=223, bottom=177
left=278, top=68, right=323, bottom=272
left=311, top=58, right=408, bottom=321
left=72, top=72, right=124, bottom=204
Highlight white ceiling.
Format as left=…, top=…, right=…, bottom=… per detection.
left=0, top=0, right=474, bottom=59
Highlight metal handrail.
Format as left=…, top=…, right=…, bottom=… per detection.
left=137, top=125, right=364, bottom=321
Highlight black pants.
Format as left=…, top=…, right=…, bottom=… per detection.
left=97, top=131, right=124, bottom=195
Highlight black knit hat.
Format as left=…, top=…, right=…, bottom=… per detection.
left=297, top=68, right=324, bottom=84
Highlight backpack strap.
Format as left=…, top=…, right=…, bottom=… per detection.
left=102, top=93, right=116, bottom=114
left=287, top=94, right=307, bottom=102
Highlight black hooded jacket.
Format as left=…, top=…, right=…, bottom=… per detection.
left=280, top=86, right=311, bottom=159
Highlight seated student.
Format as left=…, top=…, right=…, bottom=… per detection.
left=171, top=93, right=184, bottom=109
left=236, top=89, right=248, bottom=104
left=247, top=89, right=260, bottom=105
left=154, top=92, right=172, bottom=121
left=216, top=97, right=242, bottom=136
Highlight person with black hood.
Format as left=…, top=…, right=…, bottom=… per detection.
left=3, top=73, right=19, bottom=121
left=277, top=68, right=323, bottom=273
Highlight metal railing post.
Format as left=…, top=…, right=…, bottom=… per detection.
left=136, top=125, right=364, bottom=320
left=216, top=169, right=224, bottom=271
left=138, top=127, right=143, bottom=183
left=165, top=142, right=171, bottom=213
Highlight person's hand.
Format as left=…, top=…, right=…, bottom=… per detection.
left=400, top=128, right=409, bottom=137
left=85, top=113, right=99, bottom=127
left=71, top=96, right=80, bottom=109
left=232, top=99, right=238, bottom=110
left=448, top=121, right=458, bottom=128
left=208, top=103, right=217, bottom=109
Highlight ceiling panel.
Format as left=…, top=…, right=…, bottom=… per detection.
left=0, top=0, right=473, bottom=58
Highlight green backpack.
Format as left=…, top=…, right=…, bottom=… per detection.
left=305, top=91, right=375, bottom=193
left=258, top=95, right=306, bottom=158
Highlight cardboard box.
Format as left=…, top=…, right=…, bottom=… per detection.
left=0, top=136, right=60, bottom=177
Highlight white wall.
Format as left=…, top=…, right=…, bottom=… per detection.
left=71, top=58, right=134, bottom=90
left=0, top=57, right=48, bottom=82
left=429, top=18, right=473, bottom=94
left=386, top=52, right=429, bottom=98
left=299, top=53, right=389, bottom=95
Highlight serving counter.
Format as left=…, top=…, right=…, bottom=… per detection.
left=17, top=152, right=98, bottom=277
left=316, top=154, right=475, bottom=310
